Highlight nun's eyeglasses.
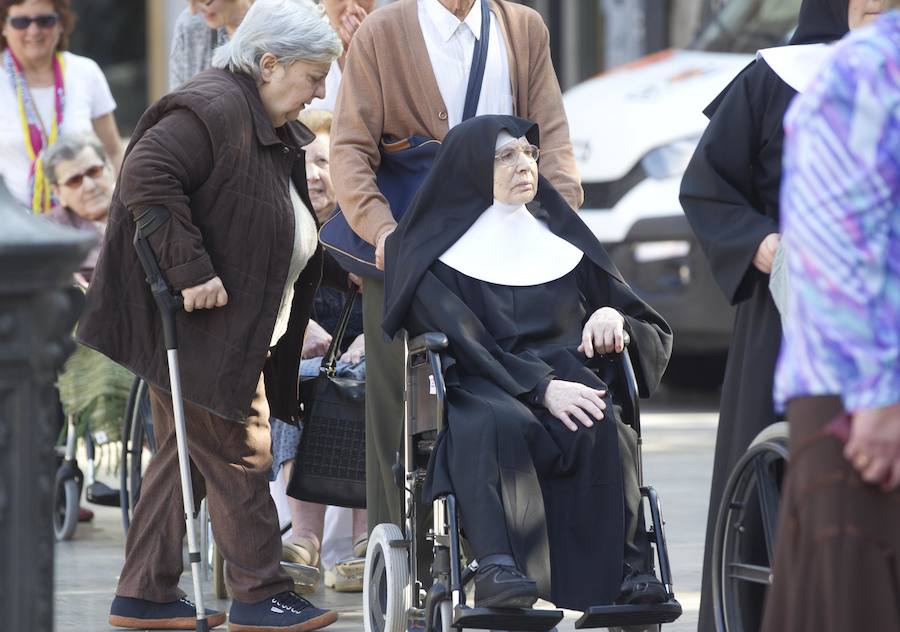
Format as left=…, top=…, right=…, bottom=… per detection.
left=494, top=144, right=540, bottom=167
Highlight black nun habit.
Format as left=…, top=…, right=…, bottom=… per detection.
left=383, top=115, right=673, bottom=610
left=678, top=1, right=850, bottom=630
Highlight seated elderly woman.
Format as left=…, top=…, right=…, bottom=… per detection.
left=43, top=133, right=114, bottom=286
left=382, top=115, right=673, bottom=612
left=45, top=134, right=133, bottom=443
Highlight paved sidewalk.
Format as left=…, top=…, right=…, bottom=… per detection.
left=55, top=388, right=717, bottom=631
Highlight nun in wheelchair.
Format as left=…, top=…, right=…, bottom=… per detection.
left=381, top=115, right=673, bottom=613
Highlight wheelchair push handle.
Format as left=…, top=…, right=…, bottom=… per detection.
left=133, top=206, right=183, bottom=351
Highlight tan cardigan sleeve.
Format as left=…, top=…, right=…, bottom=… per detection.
left=525, top=16, right=584, bottom=210
left=330, top=25, right=395, bottom=247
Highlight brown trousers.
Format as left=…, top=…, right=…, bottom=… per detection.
left=762, top=395, right=900, bottom=632
left=116, top=374, right=292, bottom=603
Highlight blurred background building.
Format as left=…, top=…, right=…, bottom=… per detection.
left=69, top=0, right=714, bottom=134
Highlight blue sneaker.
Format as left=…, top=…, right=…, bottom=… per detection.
left=228, top=591, right=338, bottom=631
left=109, top=595, right=226, bottom=629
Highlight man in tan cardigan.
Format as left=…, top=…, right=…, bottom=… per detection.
left=331, top=0, right=583, bottom=534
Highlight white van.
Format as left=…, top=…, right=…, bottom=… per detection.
left=564, top=0, right=802, bottom=360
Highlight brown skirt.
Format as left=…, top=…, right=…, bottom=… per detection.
left=761, top=395, right=900, bottom=632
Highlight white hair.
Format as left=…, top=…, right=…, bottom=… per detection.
left=211, top=0, right=342, bottom=79
left=44, top=133, right=107, bottom=185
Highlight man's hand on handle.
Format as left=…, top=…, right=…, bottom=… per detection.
left=375, top=227, right=396, bottom=271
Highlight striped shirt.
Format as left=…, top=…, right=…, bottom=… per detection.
left=168, top=9, right=229, bottom=91
left=775, top=11, right=900, bottom=412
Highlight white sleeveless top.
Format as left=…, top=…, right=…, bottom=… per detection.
left=270, top=183, right=319, bottom=347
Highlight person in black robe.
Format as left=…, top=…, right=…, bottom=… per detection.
left=382, top=115, right=673, bottom=611
left=679, top=2, right=853, bottom=630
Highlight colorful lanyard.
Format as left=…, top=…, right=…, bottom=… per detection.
left=4, top=49, right=66, bottom=213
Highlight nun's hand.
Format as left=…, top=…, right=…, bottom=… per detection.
left=375, top=226, right=396, bottom=271
left=543, top=380, right=607, bottom=432
left=579, top=307, right=626, bottom=357
left=753, top=233, right=780, bottom=274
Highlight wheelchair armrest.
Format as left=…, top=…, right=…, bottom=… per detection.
left=599, top=331, right=641, bottom=438
left=408, top=332, right=448, bottom=354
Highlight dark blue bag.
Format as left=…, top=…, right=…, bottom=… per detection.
left=320, top=0, right=490, bottom=279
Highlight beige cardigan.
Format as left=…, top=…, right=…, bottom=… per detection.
left=331, top=0, right=584, bottom=247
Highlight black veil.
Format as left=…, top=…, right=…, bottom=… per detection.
left=705, top=0, right=849, bottom=117
left=790, top=0, right=850, bottom=44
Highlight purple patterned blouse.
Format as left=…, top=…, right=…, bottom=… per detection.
left=776, top=11, right=900, bottom=413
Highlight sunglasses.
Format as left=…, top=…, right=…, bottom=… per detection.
left=61, top=164, right=106, bottom=189
left=6, top=13, right=59, bottom=30
left=494, top=144, right=540, bottom=167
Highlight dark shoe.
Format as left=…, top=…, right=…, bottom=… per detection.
left=474, top=563, right=539, bottom=609
left=228, top=590, right=338, bottom=631
left=109, top=595, right=226, bottom=629
left=78, top=506, right=94, bottom=522
left=615, top=570, right=668, bottom=605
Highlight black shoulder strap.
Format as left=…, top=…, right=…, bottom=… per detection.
left=462, top=0, right=490, bottom=122
left=320, top=291, right=358, bottom=376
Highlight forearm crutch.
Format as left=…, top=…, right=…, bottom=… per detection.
left=133, top=206, right=209, bottom=632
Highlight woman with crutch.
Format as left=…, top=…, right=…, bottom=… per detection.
left=76, top=1, right=345, bottom=629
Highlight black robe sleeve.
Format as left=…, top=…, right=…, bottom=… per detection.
left=406, top=270, right=555, bottom=399
left=679, top=63, right=781, bottom=305
left=577, top=260, right=673, bottom=398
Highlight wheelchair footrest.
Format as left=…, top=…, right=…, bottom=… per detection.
left=574, top=600, right=682, bottom=628
left=453, top=605, right=563, bottom=631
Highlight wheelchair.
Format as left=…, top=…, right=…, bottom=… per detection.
left=53, top=413, right=119, bottom=541
left=120, top=375, right=156, bottom=534
left=363, top=332, right=684, bottom=632
left=711, top=422, right=789, bottom=632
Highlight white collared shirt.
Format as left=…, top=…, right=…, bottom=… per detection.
left=417, top=0, right=513, bottom=128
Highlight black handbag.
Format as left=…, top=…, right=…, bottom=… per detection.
left=287, top=292, right=366, bottom=509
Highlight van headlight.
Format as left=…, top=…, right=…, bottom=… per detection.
left=632, top=240, right=691, bottom=263
left=640, top=137, right=700, bottom=180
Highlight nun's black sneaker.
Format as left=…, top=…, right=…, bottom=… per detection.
left=108, top=595, right=226, bottom=629
left=474, top=563, right=539, bottom=609
left=615, top=570, right=669, bottom=605
left=228, top=591, right=338, bottom=631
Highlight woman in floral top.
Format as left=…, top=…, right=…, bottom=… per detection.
left=765, top=6, right=900, bottom=631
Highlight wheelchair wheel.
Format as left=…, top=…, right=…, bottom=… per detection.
left=432, top=600, right=452, bottom=632
left=53, top=477, right=80, bottom=542
left=212, top=541, right=228, bottom=599
left=364, top=523, right=409, bottom=632
left=712, top=422, right=789, bottom=632
left=120, top=377, right=155, bottom=534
